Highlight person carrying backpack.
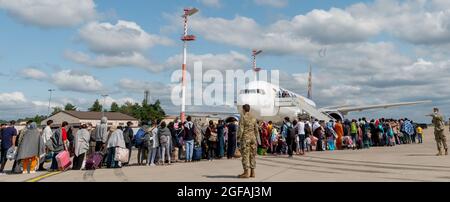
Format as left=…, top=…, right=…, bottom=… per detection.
left=134, top=122, right=149, bottom=165
left=183, top=116, right=196, bottom=162
left=282, top=117, right=295, bottom=157
left=158, top=121, right=171, bottom=165
left=122, top=122, right=134, bottom=166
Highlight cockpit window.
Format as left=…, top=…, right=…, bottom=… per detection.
left=240, top=89, right=266, bottom=95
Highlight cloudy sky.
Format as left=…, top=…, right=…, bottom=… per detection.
left=0, top=0, right=449, bottom=122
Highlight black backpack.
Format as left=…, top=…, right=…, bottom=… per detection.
left=286, top=124, right=296, bottom=138
left=304, top=124, right=311, bottom=136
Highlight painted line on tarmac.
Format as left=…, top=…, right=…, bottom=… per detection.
left=25, top=171, right=62, bottom=182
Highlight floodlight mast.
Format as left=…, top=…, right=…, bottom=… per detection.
left=180, top=8, right=198, bottom=123
left=252, top=49, right=263, bottom=81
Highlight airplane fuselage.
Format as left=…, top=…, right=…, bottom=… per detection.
left=236, top=81, right=320, bottom=122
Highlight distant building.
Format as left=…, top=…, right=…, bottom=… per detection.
left=41, top=111, right=139, bottom=128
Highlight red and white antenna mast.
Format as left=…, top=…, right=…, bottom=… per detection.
left=252, top=49, right=262, bottom=81
left=180, top=8, right=198, bottom=123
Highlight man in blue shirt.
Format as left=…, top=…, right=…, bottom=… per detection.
left=0, top=121, right=18, bottom=173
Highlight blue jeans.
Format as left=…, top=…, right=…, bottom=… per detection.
left=50, top=151, right=60, bottom=170
left=185, top=140, right=194, bottom=161
left=351, top=134, right=357, bottom=146
left=107, top=147, right=119, bottom=168
left=148, top=147, right=158, bottom=165
left=298, top=135, right=306, bottom=152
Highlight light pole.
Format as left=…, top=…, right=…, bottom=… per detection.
left=180, top=8, right=198, bottom=123
left=47, top=89, right=56, bottom=116
left=252, top=49, right=263, bottom=81
left=101, top=94, right=108, bottom=118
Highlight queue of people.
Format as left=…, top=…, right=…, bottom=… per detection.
left=0, top=114, right=241, bottom=174
left=0, top=111, right=438, bottom=175
left=259, top=117, right=426, bottom=157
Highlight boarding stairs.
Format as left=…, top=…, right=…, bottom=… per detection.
left=275, top=97, right=334, bottom=121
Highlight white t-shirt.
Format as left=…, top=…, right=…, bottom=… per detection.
left=42, top=126, right=53, bottom=144
left=297, top=122, right=305, bottom=135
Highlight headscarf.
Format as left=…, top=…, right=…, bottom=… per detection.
left=16, top=122, right=45, bottom=160
left=107, top=127, right=126, bottom=148
left=313, top=121, right=321, bottom=132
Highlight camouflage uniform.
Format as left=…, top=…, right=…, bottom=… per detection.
left=238, top=112, right=259, bottom=170
left=431, top=113, right=448, bottom=155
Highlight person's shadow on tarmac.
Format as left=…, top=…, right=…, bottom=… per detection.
left=203, top=175, right=238, bottom=179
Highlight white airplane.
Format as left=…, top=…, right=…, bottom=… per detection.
left=235, top=80, right=431, bottom=122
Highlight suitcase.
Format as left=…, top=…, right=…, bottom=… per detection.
left=56, top=151, right=72, bottom=171
left=85, top=152, right=103, bottom=170
left=192, top=147, right=202, bottom=161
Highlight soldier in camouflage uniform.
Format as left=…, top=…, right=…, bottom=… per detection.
left=428, top=108, right=448, bottom=156
left=237, top=104, right=260, bottom=178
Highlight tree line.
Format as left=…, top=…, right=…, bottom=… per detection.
left=7, top=100, right=166, bottom=124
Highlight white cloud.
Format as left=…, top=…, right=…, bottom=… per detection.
left=254, top=0, right=288, bottom=8
left=198, top=0, right=221, bottom=8
left=0, top=92, right=27, bottom=105
left=0, top=0, right=96, bottom=27
left=347, top=0, right=450, bottom=45
left=20, top=68, right=47, bottom=80
left=64, top=50, right=161, bottom=71
left=51, top=70, right=103, bottom=93
left=78, top=20, right=173, bottom=55
left=186, top=9, right=379, bottom=55
left=271, top=8, right=380, bottom=44
left=67, top=20, right=172, bottom=71
left=164, top=51, right=249, bottom=70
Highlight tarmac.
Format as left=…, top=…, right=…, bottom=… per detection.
left=1, top=127, right=450, bottom=182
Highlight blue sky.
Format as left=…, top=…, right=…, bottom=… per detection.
left=1, top=0, right=450, bottom=122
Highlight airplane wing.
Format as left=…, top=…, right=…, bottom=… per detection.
left=324, top=100, right=432, bottom=115
left=186, top=110, right=240, bottom=120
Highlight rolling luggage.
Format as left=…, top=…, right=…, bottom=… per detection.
left=85, top=152, right=103, bottom=170
left=56, top=151, right=72, bottom=171
left=193, top=147, right=202, bottom=161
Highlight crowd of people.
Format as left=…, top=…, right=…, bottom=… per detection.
left=0, top=114, right=431, bottom=175
left=262, top=117, right=426, bottom=157
left=0, top=115, right=241, bottom=174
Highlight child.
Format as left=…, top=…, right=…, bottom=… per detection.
left=305, top=136, right=312, bottom=152
left=417, top=126, right=423, bottom=144
left=270, top=128, right=279, bottom=154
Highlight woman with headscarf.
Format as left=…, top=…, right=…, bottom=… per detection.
left=375, top=119, right=384, bottom=147
left=260, top=122, right=270, bottom=152
left=226, top=120, right=238, bottom=159
left=313, top=121, right=324, bottom=151
left=326, top=121, right=336, bottom=151
left=216, top=120, right=225, bottom=159
left=205, top=120, right=217, bottom=161
left=334, top=120, right=344, bottom=150
left=72, top=124, right=90, bottom=170
left=106, top=126, right=126, bottom=168
left=16, top=122, right=45, bottom=174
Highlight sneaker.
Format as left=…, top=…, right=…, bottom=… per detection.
left=149, top=164, right=156, bottom=167
left=30, top=171, right=36, bottom=174
left=22, top=171, right=27, bottom=174
left=0, top=173, right=6, bottom=176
